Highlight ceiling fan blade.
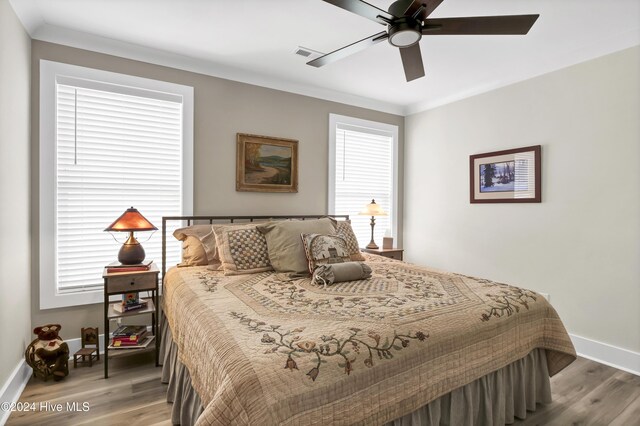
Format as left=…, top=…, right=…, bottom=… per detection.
left=321, top=0, right=396, bottom=25
left=423, top=15, right=539, bottom=35
left=307, top=31, right=388, bottom=68
left=399, top=44, right=425, bottom=82
left=403, top=0, right=444, bottom=20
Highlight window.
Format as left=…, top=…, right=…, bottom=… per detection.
left=328, top=114, right=398, bottom=247
left=40, top=60, right=193, bottom=309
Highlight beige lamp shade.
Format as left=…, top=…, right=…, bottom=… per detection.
left=359, top=199, right=388, bottom=217
left=359, top=199, right=387, bottom=250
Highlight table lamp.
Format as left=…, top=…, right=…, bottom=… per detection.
left=104, top=207, right=157, bottom=264
left=359, top=199, right=388, bottom=250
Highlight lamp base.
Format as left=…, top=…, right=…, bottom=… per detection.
left=118, top=233, right=146, bottom=265
left=366, top=216, right=379, bottom=250
left=366, top=241, right=379, bottom=250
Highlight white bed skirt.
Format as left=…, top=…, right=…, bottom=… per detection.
left=160, top=317, right=551, bottom=426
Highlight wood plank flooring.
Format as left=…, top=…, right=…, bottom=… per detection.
left=7, top=352, right=171, bottom=426
left=6, top=354, right=639, bottom=425
left=513, top=357, right=640, bottom=426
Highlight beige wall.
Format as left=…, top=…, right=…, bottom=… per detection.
left=30, top=41, right=404, bottom=338
left=0, top=0, right=32, bottom=385
left=404, top=46, right=640, bottom=353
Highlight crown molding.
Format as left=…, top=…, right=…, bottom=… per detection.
left=30, top=24, right=406, bottom=116
left=8, top=0, right=43, bottom=34
left=405, top=31, right=640, bottom=116
left=12, top=2, right=640, bottom=117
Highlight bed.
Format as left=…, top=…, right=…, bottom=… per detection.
left=159, top=215, right=576, bottom=426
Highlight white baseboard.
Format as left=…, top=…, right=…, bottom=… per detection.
left=570, top=333, right=640, bottom=376
left=0, top=360, right=32, bottom=426
left=0, top=326, right=154, bottom=425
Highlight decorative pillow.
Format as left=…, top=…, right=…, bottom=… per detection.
left=312, top=262, right=372, bottom=286
left=213, top=223, right=272, bottom=275
left=334, top=220, right=366, bottom=261
left=257, top=218, right=336, bottom=275
left=173, top=225, right=219, bottom=266
left=179, top=235, right=208, bottom=266
left=301, top=233, right=351, bottom=274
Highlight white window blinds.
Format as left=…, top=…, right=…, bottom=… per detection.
left=55, top=83, right=182, bottom=292
left=333, top=122, right=394, bottom=247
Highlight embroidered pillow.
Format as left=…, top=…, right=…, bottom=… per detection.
left=257, top=218, right=336, bottom=275
left=213, top=223, right=273, bottom=275
left=334, top=220, right=365, bottom=261
left=301, top=233, right=351, bottom=274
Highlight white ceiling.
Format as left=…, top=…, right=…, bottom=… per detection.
left=9, top=0, right=640, bottom=115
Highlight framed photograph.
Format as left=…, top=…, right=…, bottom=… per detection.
left=470, top=145, right=541, bottom=203
left=236, top=133, right=298, bottom=193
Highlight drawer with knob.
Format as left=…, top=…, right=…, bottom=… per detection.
left=103, top=267, right=158, bottom=294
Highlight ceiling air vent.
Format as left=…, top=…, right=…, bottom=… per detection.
left=294, top=46, right=324, bottom=60
left=295, top=48, right=312, bottom=58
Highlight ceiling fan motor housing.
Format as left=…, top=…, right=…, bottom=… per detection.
left=388, top=18, right=422, bottom=48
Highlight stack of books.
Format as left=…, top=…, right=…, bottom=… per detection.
left=109, top=325, right=154, bottom=349
left=106, top=260, right=153, bottom=274
left=113, top=292, right=149, bottom=313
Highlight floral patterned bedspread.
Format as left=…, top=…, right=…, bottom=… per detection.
left=163, top=254, right=575, bottom=426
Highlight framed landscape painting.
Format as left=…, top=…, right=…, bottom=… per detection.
left=470, top=145, right=541, bottom=203
left=236, top=133, right=298, bottom=193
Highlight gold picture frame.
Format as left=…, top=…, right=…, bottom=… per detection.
left=236, top=133, right=298, bottom=193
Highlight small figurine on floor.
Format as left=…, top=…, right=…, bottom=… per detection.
left=25, top=324, right=70, bottom=381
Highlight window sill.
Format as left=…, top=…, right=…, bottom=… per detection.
left=39, top=288, right=104, bottom=310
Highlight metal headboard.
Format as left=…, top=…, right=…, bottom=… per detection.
left=161, top=214, right=350, bottom=279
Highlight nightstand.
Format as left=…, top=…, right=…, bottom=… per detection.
left=103, top=263, right=159, bottom=378
left=361, top=248, right=404, bottom=261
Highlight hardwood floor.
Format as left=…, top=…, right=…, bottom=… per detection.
left=513, top=357, right=640, bottom=426
left=7, top=352, right=171, bottom=426
left=6, top=354, right=639, bottom=425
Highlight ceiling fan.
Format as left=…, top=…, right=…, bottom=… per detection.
left=307, top=0, right=539, bottom=82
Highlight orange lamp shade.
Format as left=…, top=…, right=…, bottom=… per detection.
left=104, top=207, right=157, bottom=265
left=104, top=207, right=157, bottom=232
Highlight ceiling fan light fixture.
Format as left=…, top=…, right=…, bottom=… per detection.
left=311, top=0, right=539, bottom=82
left=388, top=21, right=422, bottom=48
